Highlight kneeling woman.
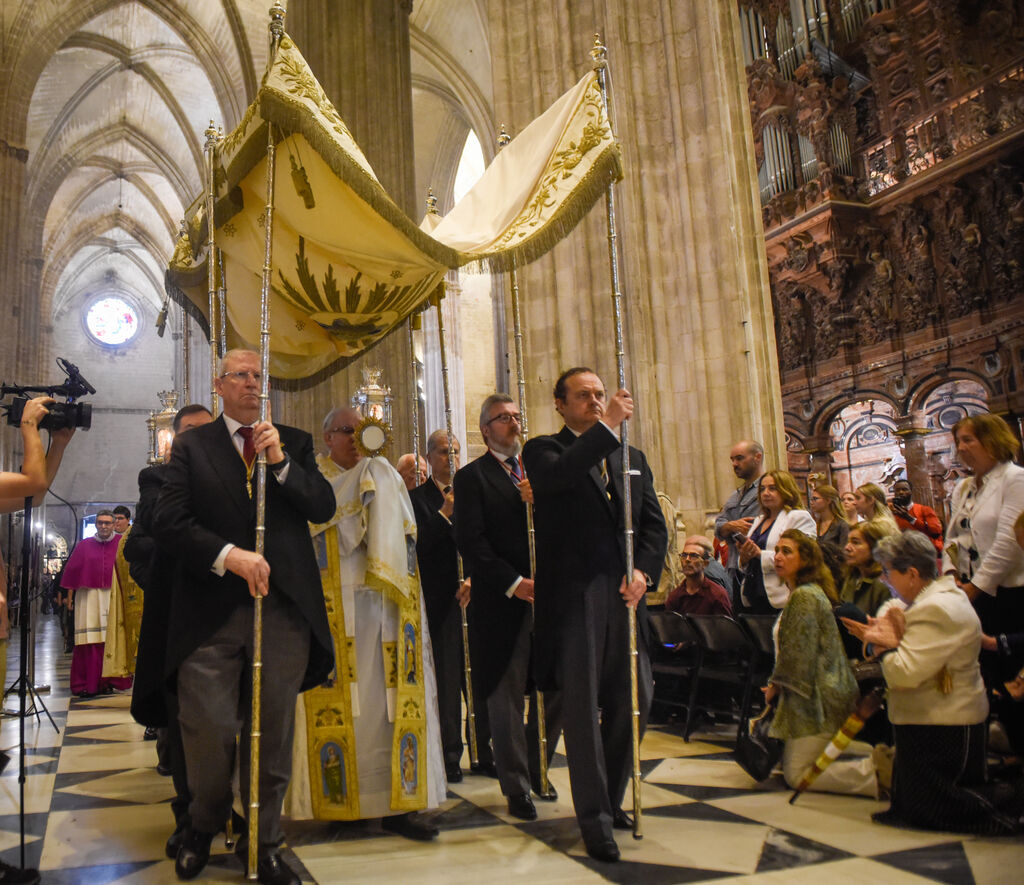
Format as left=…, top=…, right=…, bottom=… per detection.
left=851, top=531, right=1019, bottom=834
left=765, top=530, right=879, bottom=796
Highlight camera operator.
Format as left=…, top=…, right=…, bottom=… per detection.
left=0, top=396, right=74, bottom=885
left=0, top=397, right=65, bottom=511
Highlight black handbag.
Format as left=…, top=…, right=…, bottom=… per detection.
left=734, top=701, right=783, bottom=782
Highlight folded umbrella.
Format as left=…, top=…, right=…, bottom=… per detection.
left=789, top=686, right=885, bottom=804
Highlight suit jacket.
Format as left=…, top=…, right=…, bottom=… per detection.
left=123, top=464, right=165, bottom=590
left=453, top=451, right=531, bottom=699
left=127, top=463, right=170, bottom=726
left=409, top=478, right=459, bottom=633
left=522, top=422, right=668, bottom=690
left=153, top=416, right=335, bottom=691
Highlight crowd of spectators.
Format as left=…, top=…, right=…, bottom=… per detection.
left=662, top=412, right=1024, bottom=833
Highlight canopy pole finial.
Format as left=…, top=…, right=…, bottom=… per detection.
left=269, top=2, right=286, bottom=35
left=425, top=187, right=439, bottom=216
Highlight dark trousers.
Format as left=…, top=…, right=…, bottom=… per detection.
left=177, top=594, right=309, bottom=851
left=974, top=587, right=1024, bottom=755
left=163, top=689, right=192, bottom=829
left=429, top=602, right=466, bottom=771
left=487, top=614, right=562, bottom=796
left=558, top=578, right=652, bottom=846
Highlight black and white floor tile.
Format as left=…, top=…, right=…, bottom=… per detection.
left=2, top=615, right=1021, bottom=884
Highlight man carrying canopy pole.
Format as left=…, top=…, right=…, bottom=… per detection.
left=430, top=289, right=481, bottom=769
left=497, top=124, right=556, bottom=803
left=523, top=368, right=666, bottom=863
left=154, top=349, right=335, bottom=885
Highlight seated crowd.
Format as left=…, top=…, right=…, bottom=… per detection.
left=658, top=414, right=1024, bottom=833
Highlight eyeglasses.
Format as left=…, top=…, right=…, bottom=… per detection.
left=95, top=520, right=114, bottom=527
left=487, top=413, right=521, bottom=425
left=220, top=371, right=262, bottom=383
left=327, top=425, right=355, bottom=436
left=679, top=552, right=708, bottom=561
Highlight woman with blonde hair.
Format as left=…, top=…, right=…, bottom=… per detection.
left=737, top=470, right=815, bottom=612
left=853, top=482, right=901, bottom=536
left=809, top=483, right=849, bottom=585
left=944, top=412, right=1024, bottom=755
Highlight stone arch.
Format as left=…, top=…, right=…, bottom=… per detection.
left=810, top=387, right=899, bottom=440
left=1, top=0, right=250, bottom=142
left=31, top=44, right=206, bottom=178
left=29, top=123, right=194, bottom=218
left=907, top=369, right=993, bottom=415
left=51, top=239, right=165, bottom=318
left=42, top=217, right=169, bottom=317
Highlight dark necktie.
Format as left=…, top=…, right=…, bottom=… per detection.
left=237, top=426, right=256, bottom=469
left=506, top=456, right=522, bottom=484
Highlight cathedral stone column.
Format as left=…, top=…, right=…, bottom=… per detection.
left=895, top=412, right=936, bottom=509
left=804, top=435, right=836, bottom=486
left=272, top=1, right=418, bottom=444
left=486, top=1, right=785, bottom=533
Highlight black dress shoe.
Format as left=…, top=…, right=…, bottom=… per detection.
left=612, top=808, right=633, bottom=830
left=585, top=839, right=620, bottom=862
left=445, top=766, right=463, bottom=783
left=531, top=780, right=558, bottom=801
left=507, top=792, right=537, bottom=820
left=470, top=761, right=498, bottom=778
left=254, top=853, right=300, bottom=885
left=175, top=828, right=214, bottom=880
left=165, top=823, right=187, bottom=860
left=0, top=859, right=41, bottom=884
left=143, top=726, right=159, bottom=741
left=382, top=812, right=439, bottom=841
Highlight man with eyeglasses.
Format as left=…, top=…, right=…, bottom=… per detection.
left=60, top=510, right=134, bottom=697
left=155, top=349, right=335, bottom=885
left=453, top=394, right=563, bottom=822
left=665, top=536, right=733, bottom=616
left=410, top=429, right=496, bottom=782
left=284, top=404, right=445, bottom=841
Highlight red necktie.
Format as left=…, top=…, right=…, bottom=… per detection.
left=237, top=426, right=256, bottom=469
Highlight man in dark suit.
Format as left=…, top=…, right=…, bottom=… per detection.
left=523, top=367, right=667, bottom=864
left=409, top=430, right=494, bottom=781
left=454, top=394, right=561, bottom=820
left=154, top=350, right=335, bottom=885
left=126, top=404, right=212, bottom=859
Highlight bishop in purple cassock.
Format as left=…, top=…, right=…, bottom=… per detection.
left=60, top=511, right=133, bottom=697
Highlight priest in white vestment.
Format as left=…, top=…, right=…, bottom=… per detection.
left=285, top=406, right=445, bottom=840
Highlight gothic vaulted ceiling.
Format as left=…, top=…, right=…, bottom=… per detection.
left=13, top=0, right=490, bottom=328
left=17, top=1, right=270, bottom=323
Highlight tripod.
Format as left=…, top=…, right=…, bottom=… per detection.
left=3, top=500, right=58, bottom=871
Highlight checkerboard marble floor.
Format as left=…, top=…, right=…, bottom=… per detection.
left=2, top=615, right=1023, bottom=884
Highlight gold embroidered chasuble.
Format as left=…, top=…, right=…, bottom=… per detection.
left=102, top=531, right=144, bottom=678
left=301, top=454, right=426, bottom=819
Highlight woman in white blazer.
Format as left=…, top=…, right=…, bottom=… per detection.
left=943, top=412, right=1024, bottom=756
left=737, top=470, right=815, bottom=612
left=846, top=531, right=1018, bottom=835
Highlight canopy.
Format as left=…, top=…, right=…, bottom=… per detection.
left=166, top=33, right=620, bottom=387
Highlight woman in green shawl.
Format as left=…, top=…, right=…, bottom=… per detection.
left=764, top=529, right=881, bottom=797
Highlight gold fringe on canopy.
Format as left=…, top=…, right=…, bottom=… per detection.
left=166, top=31, right=621, bottom=385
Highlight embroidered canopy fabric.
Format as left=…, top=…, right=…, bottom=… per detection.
left=166, top=33, right=620, bottom=387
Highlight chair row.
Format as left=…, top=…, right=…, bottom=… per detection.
left=648, top=611, right=777, bottom=742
